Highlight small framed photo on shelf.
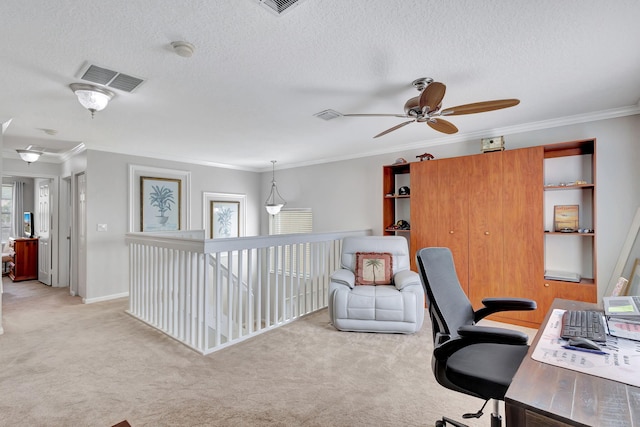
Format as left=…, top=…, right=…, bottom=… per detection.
left=554, top=205, right=579, bottom=232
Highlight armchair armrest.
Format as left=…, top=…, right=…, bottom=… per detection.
left=330, top=269, right=355, bottom=289
left=393, top=269, right=420, bottom=290
left=473, top=297, right=536, bottom=322
left=433, top=325, right=529, bottom=360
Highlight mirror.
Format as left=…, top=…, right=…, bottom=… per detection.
left=606, top=207, right=640, bottom=296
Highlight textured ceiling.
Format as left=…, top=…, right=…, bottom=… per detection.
left=2, top=0, right=640, bottom=170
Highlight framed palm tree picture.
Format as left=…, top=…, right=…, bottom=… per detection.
left=210, top=201, right=239, bottom=238
left=140, top=176, right=181, bottom=231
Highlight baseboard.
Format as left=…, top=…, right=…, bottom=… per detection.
left=82, top=292, right=129, bottom=304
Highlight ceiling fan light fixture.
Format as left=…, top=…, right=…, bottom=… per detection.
left=69, top=83, right=114, bottom=118
left=16, top=149, right=43, bottom=164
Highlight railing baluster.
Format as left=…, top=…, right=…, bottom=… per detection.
left=126, top=229, right=370, bottom=355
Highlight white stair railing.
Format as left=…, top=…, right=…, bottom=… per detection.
left=126, top=229, right=371, bottom=354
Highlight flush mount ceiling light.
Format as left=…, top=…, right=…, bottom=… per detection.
left=16, top=149, right=43, bottom=165
left=264, top=160, right=286, bottom=215
left=171, top=41, right=195, bottom=58
left=69, top=83, right=115, bottom=118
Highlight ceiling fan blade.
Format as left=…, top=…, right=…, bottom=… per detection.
left=427, top=118, right=458, bottom=134
left=419, top=82, right=446, bottom=113
left=343, top=113, right=409, bottom=118
left=441, top=99, right=520, bottom=116
left=373, top=120, right=414, bottom=138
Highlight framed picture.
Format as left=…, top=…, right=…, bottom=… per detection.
left=210, top=201, right=239, bottom=238
left=554, top=205, right=579, bottom=232
left=202, top=192, right=246, bottom=239
left=629, top=258, right=640, bottom=296
left=140, top=176, right=181, bottom=231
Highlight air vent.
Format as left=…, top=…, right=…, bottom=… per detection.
left=314, top=109, right=343, bottom=121
left=77, top=63, right=145, bottom=93
left=252, top=0, right=308, bottom=16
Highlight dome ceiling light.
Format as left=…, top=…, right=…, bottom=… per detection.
left=69, top=83, right=115, bottom=118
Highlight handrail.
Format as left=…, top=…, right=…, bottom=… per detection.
left=126, top=229, right=372, bottom=354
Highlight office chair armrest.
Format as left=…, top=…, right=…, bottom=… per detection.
left=393, top=269, right=420, bottom=290
left=458, top=325, right=529, bottom=344
left=473, top=297, right=536, bottom=322
left=433, top=326, right=529, bottom=359
left=330, top=269, right=355, bottom=289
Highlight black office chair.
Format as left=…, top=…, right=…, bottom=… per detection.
left=416, top=247, right=536, bottom=427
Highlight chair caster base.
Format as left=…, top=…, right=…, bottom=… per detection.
left=435, top=417, right=468, bottom=427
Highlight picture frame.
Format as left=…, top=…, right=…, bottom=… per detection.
left=629, top=258, right=640, bottom=296
left=610, top=276, right=629, bottom=297
left=554, top=205, right=579, bottom=232
left=140, top=176, right=182, bottom=231
left=210, top=201, right=239, bottom=238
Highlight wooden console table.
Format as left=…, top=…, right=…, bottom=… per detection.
left=505, top=298, right=640, bottom=426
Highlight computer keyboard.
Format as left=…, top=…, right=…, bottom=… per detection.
left=560, top=310, right=607, bottom=343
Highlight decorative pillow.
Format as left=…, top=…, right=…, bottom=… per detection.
left=355, top=252, right=393, bottom=285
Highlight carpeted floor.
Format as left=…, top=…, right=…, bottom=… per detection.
left=0, top=279, right=536, bottom=426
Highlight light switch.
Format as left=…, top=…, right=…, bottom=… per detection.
left=97, top=224, right=108, bottom=232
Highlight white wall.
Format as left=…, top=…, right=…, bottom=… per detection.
left=6, top=115, right=636, bottom=302
left=82, top=150, right=262, bottom=301
left=265, top=115, right=640, bottom=300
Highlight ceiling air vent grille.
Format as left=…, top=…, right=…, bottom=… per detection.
left=77, top=63, right=145, bottom=93
left=252, top=0, right=308, bottom=16
left=314, top=109, right=343, bottom=121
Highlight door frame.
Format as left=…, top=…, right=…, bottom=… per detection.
left=2, top=170, right=61, bottom=286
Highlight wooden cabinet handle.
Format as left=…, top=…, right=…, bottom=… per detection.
left=484, top=231, right=490, bottom=235
left=544, top=283, right=550, bottom=287
left=449, top=230, right=454, bottom=234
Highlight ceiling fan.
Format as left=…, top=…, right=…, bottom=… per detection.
left=341, top=77, right=520, bottom=138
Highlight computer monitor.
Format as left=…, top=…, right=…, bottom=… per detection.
left=23, top=212, right=33, bottom=238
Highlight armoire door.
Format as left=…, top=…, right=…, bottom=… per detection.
left=436, top=156, right=470, bottom=294
left=495, top=146, right=544, bottom=325
left=468, top=151, right=504, bottom=309
left=410, top=160, right=439, bottom=271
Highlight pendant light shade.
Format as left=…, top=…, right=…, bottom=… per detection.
left=69, top=83, right=114, bottom=118
left=265, top=160, right=286, bottom=215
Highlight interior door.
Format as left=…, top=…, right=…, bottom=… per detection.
left=58, top=177, right=71, bottom=289
left=37, top=179, right=52, bottom=285
left=75, top=172, right=87, bottom=298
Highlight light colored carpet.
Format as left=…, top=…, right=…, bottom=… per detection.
left=0, top=279, right=536, bottom=426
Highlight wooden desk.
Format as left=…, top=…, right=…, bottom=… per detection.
left=505, top=298, right=640, bottom=426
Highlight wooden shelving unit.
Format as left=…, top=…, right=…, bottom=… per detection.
left=382, top=162, right=411, bottom=234
left=543, top=139, right=596, bottom=297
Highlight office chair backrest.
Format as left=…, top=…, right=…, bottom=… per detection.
left=416, top=247, right=475, bottom=340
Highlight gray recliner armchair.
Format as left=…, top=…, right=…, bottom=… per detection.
left=328, top=236, right=424, bottom=334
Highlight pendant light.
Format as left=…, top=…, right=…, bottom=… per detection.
left=265, top=160, right=286, bottom=215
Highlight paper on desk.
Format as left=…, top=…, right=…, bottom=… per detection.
left=531, top=309, right=640, bottom=388
left=608, top=318, right=640, bottom=341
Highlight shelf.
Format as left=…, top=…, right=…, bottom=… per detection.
left=385, top=228, right=410, bottom=233
left=543, top=277, right=595, bottom=286
left=384, top=195, right=410, bottom=199
left=383, top=162, right=410, bottom=174
left=544, top=184, right=594, bottom=191
left=545, top=231, right=594, bottom=236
